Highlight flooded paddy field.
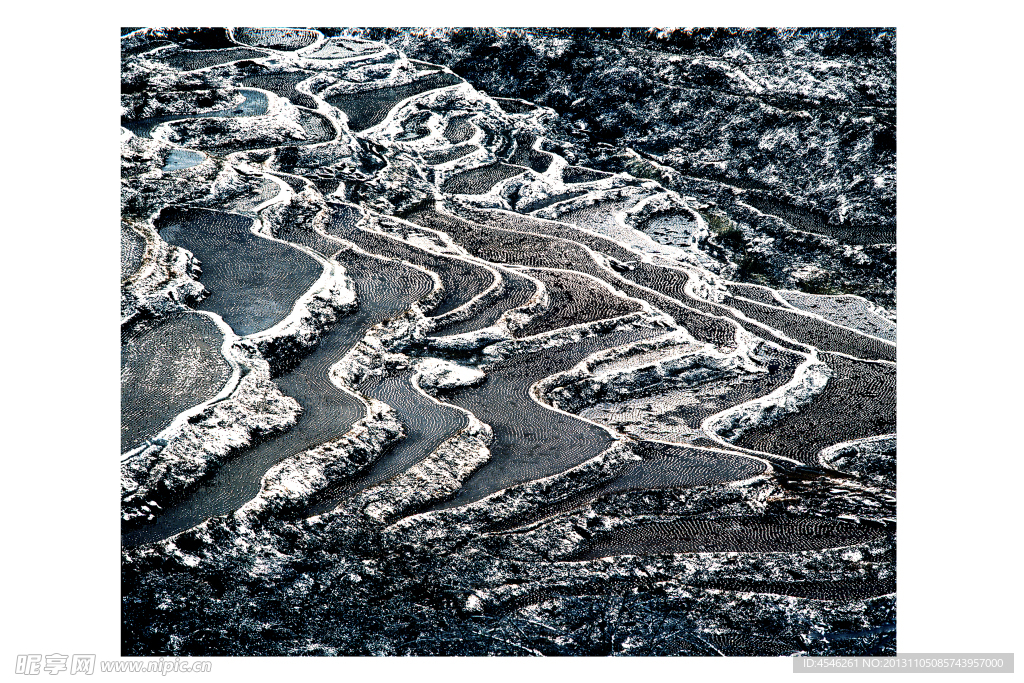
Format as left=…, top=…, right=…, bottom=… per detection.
left=155, top=47, right=268, bottom=72
left=306, top=368, right=468, bottom=515
left=156, top=208, right=322, bottom=336
left=121, top=312, right=231, bottom=453
left=120, top=88, right=268, bottom=139
left=509, top=134, right=552, bottom=173
left=458, top=206, right=637, bottom=263
left=563, top=165, right=612, bottom=184
left=237, top=67, right=316, bottom=107
left=122, top=248, right=435, bottom=547
left=727, top=295, right=896, bottom=362
left=734, top=352, right=896, bottom=466
left=443, top=115, right=476, bottom=143
left=432, top=325, right=665, bottom=511
left=621, top=263, right=803, bottom=352
left=409, top=208, right=738, bottom=347
left=440, top=162, right=526, bottom=195
left=778, top=291, right=896, bottom=342
left=161, top=148, right=205, bottom=172
left=121, top=28, right=899, bottom=656
left=325, top=71, right=462, bottom=132
left=727, top=283, right=781, bottom=306
left=514, top=268, right=641, bottom=338
left=431, top=268, right=537, bottom=338
left=232, top=27, right=319, bottom=51
left=420, top=143, right=478, bottom=165
left=327, top=217, right=494, bottom=318
left=565, top=515, right=887, bottom=560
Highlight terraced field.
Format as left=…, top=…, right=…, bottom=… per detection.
left=514, top=268, right=641, bottom=337
left=155, top=46, right=268, bottom=72
left=509, top=133, right=552, bottom=173
left=726, top=294, right=897, bottom=362
left=566, top=516, right=886, bottom=560
left=328, top=220, right=495, bottom=318
left=121, top=313, right=231, bottom=453
left=443, top=114, right=476, bottom=143
left=305, top=38, right=380, bottom=60
left=232, top=27, right=319, bottom=51
left=420, top=143, right=477, bottom=165
left=121, top=88, right=268, bottom=139
left=123, top=248, right=435, bottom=547
left=778, top=290, right=896, bottom=342
left=440, top=162, right=526, bottom=195
left=562, top=165, right=612, bottom=184
left=238, top=67, right=317, bottom=107
left=430, top=267, right=537, bottom=338
left=121, top=28, right=897, bottom=657
left=578, top=343, right=803, bottom=434
left=433, top=325, right=666, bottom=510
left=161, top=148, right=205, bottom=171
left=325, top=71, right=463, bottom=132
left=410, top=207, right=740, bottom=347
left=307, top=368, right=468, bottom=514
left=734, top=353, right=896, bottom=466
left=490, top=443, right=767, bottom=533
left=156, top=208, right=322, bottom=336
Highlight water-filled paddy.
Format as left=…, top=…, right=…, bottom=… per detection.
left=306, top=368, right=468, bottom=514
left=432, top=325, right=665, bottom=510
left=514, top=269, right=641, bottom=338
left=232, top=27, right=319, bottom=51
left=421, top=144, right=478, bottom=165
left=157, top=47, right=267, bottom=72
left=161, top=148, right=205, bottom=171
left=440, top=162, right=526, bottom=195
left=122, top=247, right=435, bottom=547
left=327, top=217, right=495, bottom=318
left=238, top=69, right=315, bottom=107
left=727, top=295, right=896, bottom=362
left=734, top=352, right=896, bottom=466
left=326, top=71, right=462, bottom=132
left=431, top=268, right=537, bottom=338
left=121, top=313, right=231, bottom=453
left=120, top=89, right=268, bottom=139
left=562, top=165, right=612, bottom=184
left=509, top=134, right=552, bottom=174
left=442, top=115, right=475, bottom=144
left=566, top=515, right=887, bottom=560
left=156, top=208, right=322, bottom=336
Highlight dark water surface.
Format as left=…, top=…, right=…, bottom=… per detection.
left=121, top=89, right=268, bottom=139
left=123, top=247, right=435, bottom=547
left=157, top=208, right=322, bottom=337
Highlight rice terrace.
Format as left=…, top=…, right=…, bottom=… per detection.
left=121, top=26, right=897, bottom=656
